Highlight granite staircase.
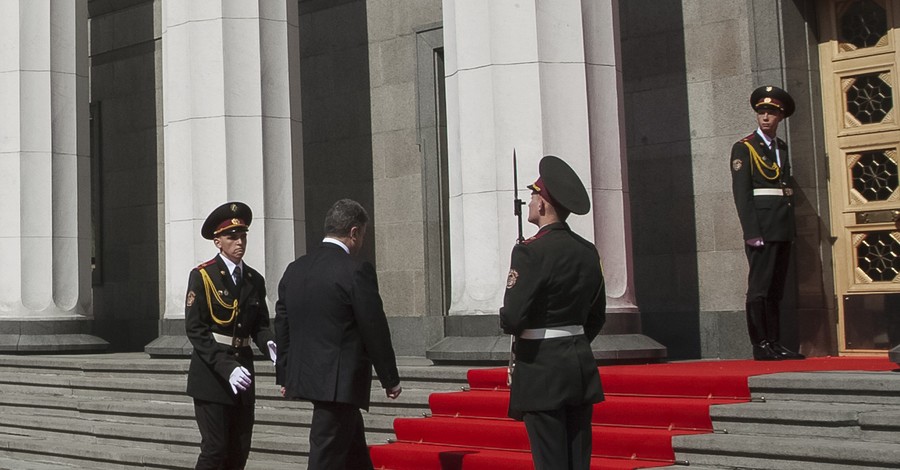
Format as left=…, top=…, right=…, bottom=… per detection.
left=0, top=354, right=470, bottom=469
left=661, top=369, right=900, bottom=470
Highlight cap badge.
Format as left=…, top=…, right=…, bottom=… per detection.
left=766, top=86, right=773, bottom=91
left=763, top=97, right=772, bottom=103
left=230, top=204, right=237, bottom=212
left=232, top=218, right=240, bottom=225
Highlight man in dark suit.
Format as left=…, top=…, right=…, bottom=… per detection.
left=275, top=198, right=401, bottom=469
left=501, top=155, right=606, bottom=470
left=185, top=201, right=277, bottom=469
left=731, top=85, right=805, bottom=361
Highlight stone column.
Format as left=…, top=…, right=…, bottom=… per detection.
left=0, top=0, right=106, bottom=351
left=146, top=0, right=304, bottom=355
left=431, top=0, right=661, bottom=362
left=582, top=1, right=638, bottom=320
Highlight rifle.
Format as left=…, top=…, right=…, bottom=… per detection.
left=513, top=149, right=525, bottom=244
left=508, top=149, right=525, bottom=386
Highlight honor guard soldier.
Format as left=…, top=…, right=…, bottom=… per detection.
left=500, top=155, right=606, bottom=470
left=185, top=202, right=277, bottom=469
left=731, top=86, right=805, bottom=361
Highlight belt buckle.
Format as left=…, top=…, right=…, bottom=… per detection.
left=231, top=336, right=243, bottom=348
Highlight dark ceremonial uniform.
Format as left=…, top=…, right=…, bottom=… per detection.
left=186, top=202, right=274, bottom=469
left=501, top=155, right=605, bottom=470
left=731, top=85, right=803, bottom=361
left=501, top=223, right=606, bottom=412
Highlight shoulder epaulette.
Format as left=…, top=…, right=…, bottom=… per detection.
left=196, top=258, right=217, bottom=270
left=522, top=230, right=551, bottom=245
left=740, top=132, right=755, bottom=142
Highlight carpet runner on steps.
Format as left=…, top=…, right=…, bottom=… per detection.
left=370, top=357, right=896, bottom=470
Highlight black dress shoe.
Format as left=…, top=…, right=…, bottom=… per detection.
left=770, top=342, right=805, bottom=360
left=752, top=341, right=782, bottom=361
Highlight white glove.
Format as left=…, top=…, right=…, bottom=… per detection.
left=267, top=340, right=277, bottom=365
left=746, top=237, right=765, bottom=247
left=229, top=366, right=252, bottom=395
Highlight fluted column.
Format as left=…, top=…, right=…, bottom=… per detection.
left=430, top=0, right=661, bottom=362
left=0, top=0, right=105, bottom=351
left=583, top=1, right=637, bottom=316
left=444, top=0, right=637, bottom=317
left=147, top=0, right=304, bottom=355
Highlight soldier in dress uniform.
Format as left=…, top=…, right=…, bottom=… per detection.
left=731, top=86, right=805, bottom=361
left=500, top=155, right=606, bottom=470
left=185, top=201, right=277, bottom=469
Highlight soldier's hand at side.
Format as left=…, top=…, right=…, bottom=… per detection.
left=745, top=237, right=764, bottom=247
left=386, top=384, right=402, bottom=399
left=229, top=366, right=252, bottom=394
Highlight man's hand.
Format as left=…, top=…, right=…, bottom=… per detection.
left=267, top=340, right=277, bottom=365
left=385, top=384, right=402, bottom=399
left=229, top=366, right=252, bottom=394
left=746, top=237, right=765, bottom=247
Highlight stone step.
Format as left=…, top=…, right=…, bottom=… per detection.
left=749, top=371, right=900, bottom=405
left=672, top=432, right=900, bottom=470
left=0, top=354, right=472, bottom=387
left=708, top=400, right=886, bottom=440
left=0, top=429, right=304, bottom=469
left=0, top=394, right=398, bottom=465
left=860, top=409, right=900, bottom=443
left=0, top=354, right=464, bottom=469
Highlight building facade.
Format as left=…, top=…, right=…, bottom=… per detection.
left=2, top=0, right=896, bottom=361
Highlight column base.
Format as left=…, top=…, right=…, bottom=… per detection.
left=144, top=318, right=191, bottom=357
left=424, top=313, right=667, bottom=364
left=0, top=319, right=108, bottom=353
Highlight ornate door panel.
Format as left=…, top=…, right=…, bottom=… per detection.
left=819, top=0, right=900, bottom=355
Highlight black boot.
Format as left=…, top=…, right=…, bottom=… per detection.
left=745, top=299, right=768, bottom=346
left=753, top=340, right=782, bottom=361
left=770, top=342, right=805, bottom=359
left=764, top=299, right=804, bottom=359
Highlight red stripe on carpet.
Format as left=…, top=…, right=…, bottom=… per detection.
left=467, top=357, right=896, bottom=398
left=370, top=442, right=667, bottom=470
left=393, top=416, right=701, bottom=461
left=372, top=357, right=895, bottom=470
left=429, top=391, right=740, bottom=430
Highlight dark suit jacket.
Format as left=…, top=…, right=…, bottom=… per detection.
left=185, top=255, right=274, bottom=405
left=500, top=222, right=606, bottom=416
left=731, top=131, right=796, bottom=242
left=274, top=242, right=400, bottom=411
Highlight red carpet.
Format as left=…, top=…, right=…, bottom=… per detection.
left=370, top=357, right=896, bottom=470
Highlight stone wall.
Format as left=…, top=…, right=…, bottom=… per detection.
left=622, top=0, right=832, bottom=359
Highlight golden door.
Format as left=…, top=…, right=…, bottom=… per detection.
left=819, top=0, right=900, bottom=355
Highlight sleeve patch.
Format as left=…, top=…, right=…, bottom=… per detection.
left=506, top=269, right=519, bottom=289
left=732, top=159, right=743, bottom=172
left=186, top=291, right=196, bottom=307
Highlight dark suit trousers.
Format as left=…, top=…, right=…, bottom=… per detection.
left=193, top=398, right=254, bottom=470
left=308, top=401, right=373, bottom=470
left=523, top=403, right=593, bottom=470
